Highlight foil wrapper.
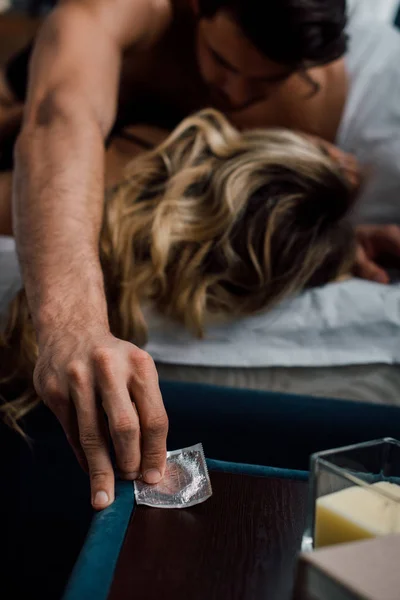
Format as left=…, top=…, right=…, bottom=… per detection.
left=134, top=443, right=212, bottom=508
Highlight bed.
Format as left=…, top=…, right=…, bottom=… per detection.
left=1, top=236, right=399, bottom=407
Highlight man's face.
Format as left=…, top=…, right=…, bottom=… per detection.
left=196, top=11, right=293, bottom=112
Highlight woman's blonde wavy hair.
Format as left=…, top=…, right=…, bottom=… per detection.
left=1, top=109, right=355, bottom=430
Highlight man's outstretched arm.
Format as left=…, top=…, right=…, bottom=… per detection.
left=13, top=0, right=171, bottom=509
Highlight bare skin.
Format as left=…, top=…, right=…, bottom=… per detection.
left=0, top=125, right=158, bottom=234
left=7, top=0, right=398, bottom=510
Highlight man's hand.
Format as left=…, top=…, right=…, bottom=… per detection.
left=34, top=326, right=168, bottom=510
left=354, top=224, right=400, bottom=284
left=10, top=0, right=172, bottom=512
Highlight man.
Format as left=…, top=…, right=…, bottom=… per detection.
left=3, top=0, right=398, bottom=510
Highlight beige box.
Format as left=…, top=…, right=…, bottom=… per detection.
left=293, top=534, right=400, bottom=600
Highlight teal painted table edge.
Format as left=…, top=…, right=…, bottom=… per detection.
left=62, top=460, right=308, bottom=600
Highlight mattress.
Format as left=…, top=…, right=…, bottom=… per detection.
left=156, top=362, right=400, bottom=406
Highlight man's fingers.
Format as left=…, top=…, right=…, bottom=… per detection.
left=93, top=349, right=141, bottom=480
left=55, top=403, right=88, bottom=473
left=69, top=363, right=115, bottom=510
left=77, top=405, right=115, bottom=510
left=128, top=349, right=168, bottom=484
left=355, top=246, right=389, bottom=284
left=36, top=373, right=88, bottom=472
left=104, top=393, right=141, bottom=480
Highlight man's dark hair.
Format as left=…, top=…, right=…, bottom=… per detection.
left=198, top=0, right=348, bottom=69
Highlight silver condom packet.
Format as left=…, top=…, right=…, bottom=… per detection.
left=134, top=443, right=212, bottom=508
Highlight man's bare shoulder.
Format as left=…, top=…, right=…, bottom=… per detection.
left=59, top=0, right=174, bottom=49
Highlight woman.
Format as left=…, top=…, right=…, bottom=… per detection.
left=1, top=108, right=356, bottom=429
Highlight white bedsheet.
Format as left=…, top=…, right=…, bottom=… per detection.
left=347, top=0, right=399, bottom=25
left=145, top=280, right=400, bottom=368
left=338, top=13, right=400, bottom=225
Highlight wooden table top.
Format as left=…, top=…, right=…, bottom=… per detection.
left=108, top=471, right=308, bottom=600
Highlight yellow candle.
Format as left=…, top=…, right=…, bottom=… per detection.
left=315, top=481, right=400, bottom=548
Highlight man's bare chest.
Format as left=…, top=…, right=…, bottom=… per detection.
left=118, top=28, right=347, bottom=141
